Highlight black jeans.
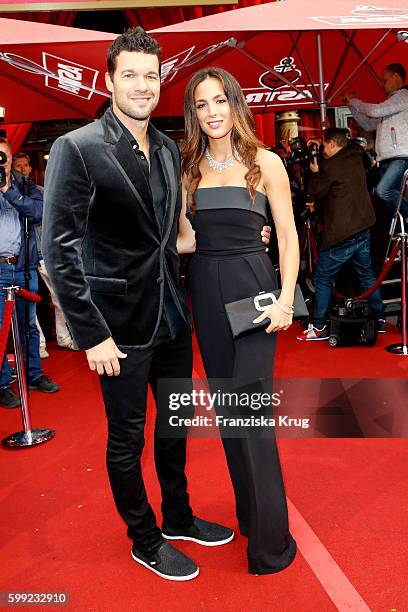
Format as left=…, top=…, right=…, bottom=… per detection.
left=99, top=327, right=194, bottom=552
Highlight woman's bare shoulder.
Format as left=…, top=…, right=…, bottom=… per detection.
left=257, top=147, right=283, bottom=168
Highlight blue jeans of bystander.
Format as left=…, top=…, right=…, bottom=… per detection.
left=0, top=264, right=42, bottom=387
left=314, top=230, right=384, bottom=329
left=377, top=158, right=408, bottom=218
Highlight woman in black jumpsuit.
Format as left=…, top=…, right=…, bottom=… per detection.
left=178, top=68, right=299, bottom=574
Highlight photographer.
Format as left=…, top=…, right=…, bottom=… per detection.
left=296, top=128, right=385, bottom=341
left=0, top=138, right=59, bottom=409
left=13, top=152, right=75, bottom=356
left=286, top=137, right=321, bottom=230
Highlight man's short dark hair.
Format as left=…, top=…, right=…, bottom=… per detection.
left=384, top=63, right=406, bottom=82
left=0, top=137, right=10, bottom=146
left=323, top=128, right=348, bottom=148
left=13, top=151, right=30, bottom=162
left=107, top=27, right=161, bottom=78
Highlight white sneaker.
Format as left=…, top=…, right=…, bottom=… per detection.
left=297, top=323, right=329, bottom=341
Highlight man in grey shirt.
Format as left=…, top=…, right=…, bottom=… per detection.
left=344, top=63, right=408, bottom=220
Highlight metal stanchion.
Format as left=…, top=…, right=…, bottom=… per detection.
left=385, top=223, right=408, bottom=356
left=383, top=167, right=408, bottom=357
left=385, top=168, right=408, bottom=260
left=2, top=286, right=55, bottom=447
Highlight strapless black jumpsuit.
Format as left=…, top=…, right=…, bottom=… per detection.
left=189, top=187, right=297, bottom=574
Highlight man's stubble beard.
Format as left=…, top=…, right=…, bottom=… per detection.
left=114, top=95, right=159, bottom=123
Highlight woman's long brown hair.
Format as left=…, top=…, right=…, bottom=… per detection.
left=181, top=67, right=265, bottom=212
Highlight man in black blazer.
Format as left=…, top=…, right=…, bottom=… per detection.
left=42, top=28, right=233, bottom=581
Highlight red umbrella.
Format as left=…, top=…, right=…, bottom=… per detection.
left=0, top=18, right=115, bottom=124
left=152, top=0, right=408, bottom=125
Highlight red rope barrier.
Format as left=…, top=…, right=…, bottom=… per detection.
left=299, top=223, right=307, bottom=255
left=299, top=220, right=319, bottom=267
left=0, top=287, right=41, bottom=371
left=15, top=288, right=41, bottom=303
left=0, top=300, right=14, bottom=373
left=332, top=238, right=401, bottom=301
left=309, top=225, right=319, bottom=263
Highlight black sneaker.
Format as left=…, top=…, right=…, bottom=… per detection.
left=0, top=387, right=20, bottom=409
left=131, top=541, right=199, bottom=581
left=29, top=375, right=60, bottom=393
left=162, top=517, right=234, bottom=547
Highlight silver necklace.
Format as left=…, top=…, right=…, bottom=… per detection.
left=204, top=147, right=236, bottom=173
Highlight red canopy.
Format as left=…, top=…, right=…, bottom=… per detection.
left=152, top=0, right=408, bottom=121
left=0, top=18, right=115, bottom=124
left=2, top=3, right=408, bottom=125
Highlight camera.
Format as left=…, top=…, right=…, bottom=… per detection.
left=333, top=298, right=370, bottom=319
left=286, top=138, right=322, bottom=224
left=288, top=137, right=320, bottom=168
left=308, top=141, right=320, bottom=163
left=0, top=150, right=7, bottom=189
left=288, top=137, right=308, bottom=165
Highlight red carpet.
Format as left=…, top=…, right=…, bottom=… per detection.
left=0, top=325, right=407, bottom=611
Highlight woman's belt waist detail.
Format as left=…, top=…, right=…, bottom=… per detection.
left=195, top=246, right=266, bottom=257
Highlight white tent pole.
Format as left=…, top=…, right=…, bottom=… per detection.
left=316, top=32, right=327, bottom=128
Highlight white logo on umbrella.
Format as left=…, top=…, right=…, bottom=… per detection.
left=0, top=51, right=106, bottom=99
left=310, top=4, right=408, bottom=25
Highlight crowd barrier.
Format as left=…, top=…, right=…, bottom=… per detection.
left=1, top=285, right=55, bottom=448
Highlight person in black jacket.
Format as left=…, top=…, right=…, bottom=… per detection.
left=297, top=128, right=384, bottom=341
left=42, top=28, right=235, bottom=581
left=12, top=152, right=75, bottom=357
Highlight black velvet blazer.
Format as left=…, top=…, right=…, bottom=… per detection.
left=42, top=108, right=191, bottom=350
